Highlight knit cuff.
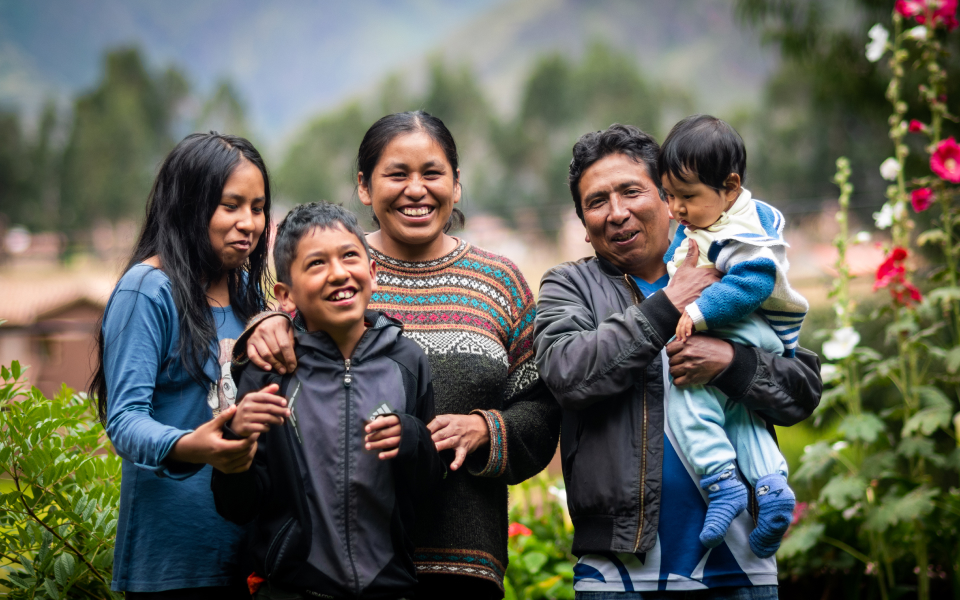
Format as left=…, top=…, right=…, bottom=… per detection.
left=686, top=302, right=708, bottom=332
left=232, top=310, right=294, bottom=365
left=710, top=342, right=756, bottom=401
left=637, top=290, right=682, bottom=346
left=467, top=409, right=507, bottom=478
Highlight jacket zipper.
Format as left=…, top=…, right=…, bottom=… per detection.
left=624, top=273, right=648, bottom=552
left=342, top=358, right=361, bottom=594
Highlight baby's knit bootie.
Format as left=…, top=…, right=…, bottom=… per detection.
left=699, top=469, right=748, bottom=548
left=749, top=473, right=796, bottom=558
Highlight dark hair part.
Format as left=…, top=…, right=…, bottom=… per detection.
left=569, top=123, right=664, bottom=222
left=274, top=202, right=371, bottom=285
left=356, top=110, right=464, bottom=233
left=91, top=131, right=273, bottom=426
left=658, top=114, right=746, bottom=190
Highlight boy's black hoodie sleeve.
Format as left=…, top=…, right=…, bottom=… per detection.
left=394, top=345, right=446, bottom=487
left=210, top=362, right=280, bottom=524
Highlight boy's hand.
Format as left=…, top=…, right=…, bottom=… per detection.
left=232, top=383, right=290, bottom=437
left=675, top=311, right=695, bottom=343
left=247, top=314, right=298, bottom=374
left=169, top=405, right=259, bottom=473
left=364, top=415, right=402, bottom=460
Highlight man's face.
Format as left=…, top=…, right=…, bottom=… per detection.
left=578, top=153, right=672, bottom=279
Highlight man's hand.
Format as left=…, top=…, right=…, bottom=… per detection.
left=666, top=335, right=735, bottom=387
left=231, top=383, right=289, bottom=437
left=364, top=415, right=402, bottom=460
left=168, top=405, right=259, bottom=473
left=675, top=311, right=695, bottom=343
left=663, top=239, right=720, bottom=313
left=428, top=414, right=490, bottom=472
left=247, top=314, right=297, bottom=374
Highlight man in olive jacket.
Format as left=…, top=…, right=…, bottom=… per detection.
left=533, top=124, right=821, bottom=598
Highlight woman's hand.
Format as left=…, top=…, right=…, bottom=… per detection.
left=364, top=415, right=402, bottom=460
left=232, top=383, right=289, bottom=437
left=427, top=414, right=490, bottom=472
left=247, top=314, right=297, bottom=374
left=168, top=405, right=259, bottom=473
left=666, top=335, right=734, bottom=387
left=663, top=239, right=721, bottom=312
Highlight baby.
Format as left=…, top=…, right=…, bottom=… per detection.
left=659, top=114, right=808, bottom=558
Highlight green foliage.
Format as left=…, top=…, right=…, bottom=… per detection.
left=0, top=361, right=122, bottom=599
left=504, top=474, right=575, bottom=600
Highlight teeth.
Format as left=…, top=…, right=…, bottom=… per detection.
left=331, top=289, right=356, bottom=300
left=401, top=206, right=431, bottom=216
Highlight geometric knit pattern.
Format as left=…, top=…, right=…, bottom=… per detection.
left=369, top=238, right=540, bottom=591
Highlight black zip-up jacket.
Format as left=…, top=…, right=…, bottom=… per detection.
left=533, top=255, right=822, bottom=556
left=211, top=311, right=445, bottom=599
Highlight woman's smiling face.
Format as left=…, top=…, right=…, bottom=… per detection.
left=358, top=130, right=460, bottom=258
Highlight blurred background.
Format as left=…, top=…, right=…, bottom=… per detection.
left=0, top=0, right=896, bottom=401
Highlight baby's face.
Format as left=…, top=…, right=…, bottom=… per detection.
left=662, top=171, right=739, bottom=231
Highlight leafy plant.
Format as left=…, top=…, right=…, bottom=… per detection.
left=0, top=361, right=122, bottom=599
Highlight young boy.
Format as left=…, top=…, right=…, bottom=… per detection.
left=211, top=202, right=445, bottom=599
left=658, top=115, right=808, bottom=558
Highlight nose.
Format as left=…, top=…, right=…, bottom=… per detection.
left=405, top=173, right=426, bottom=198
left=235, top=206, right=255, bottom=233
left=328, top=257, right=349, bottom=282
left=608, top=194, right=630, bottom=224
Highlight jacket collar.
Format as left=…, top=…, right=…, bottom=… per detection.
left=294, top=310, right=403, bottom=363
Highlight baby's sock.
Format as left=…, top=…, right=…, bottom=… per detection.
left=749, top=473, right=796, bottom=558
left=699, top=469, right=747, bottom=548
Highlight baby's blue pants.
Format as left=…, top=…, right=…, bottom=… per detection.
left=668, top=313, right=788, bottom=486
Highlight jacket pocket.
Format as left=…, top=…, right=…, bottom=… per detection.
left=265, top=517, right=298, bottom=578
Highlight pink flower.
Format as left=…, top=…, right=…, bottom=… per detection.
left=508, top=522, right=532, bottom=538
left=931, top=137, right=960, bottom=182
left=896, top=0, right=924, bottom=18
left=898, top=0, right=958, bottom=30
left=909, top=119, right=927, bottom=132
left=911, top=187, right=935, bottom=211
left=792, top=502, right=809, bottom=526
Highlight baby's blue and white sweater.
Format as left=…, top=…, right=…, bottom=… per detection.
left=664, top=189, right=808, bottom=357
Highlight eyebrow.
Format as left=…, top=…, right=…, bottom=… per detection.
left=223, top=193, right=266, bottom=203
left=302, top=242, right=360, bottom=259
left=382, top=159, right=444, bottom=171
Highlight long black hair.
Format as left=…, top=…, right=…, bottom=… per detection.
left=356, top=110, right=465, bottom=232
left=91, top=132, right=273, bottom=426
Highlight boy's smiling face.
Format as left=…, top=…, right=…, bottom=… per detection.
left=662, top=171, right=741, bottom=231
left=274, top=225, right=377, bottom=354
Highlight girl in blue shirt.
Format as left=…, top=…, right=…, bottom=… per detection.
left=89, top=132, right=275, bottom=599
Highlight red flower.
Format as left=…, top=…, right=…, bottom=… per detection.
left=896, top=0, right=924, bottom=17
left=931, top=137, right=960, bottom=182
left=898, top=0, right=959, bottom=29
left=792, top=501, right=809, bottom=526
left=874, top=246, right=922, bottom=306
left=911, top=187, right=934, bottom=211
left=247, top=573, right=265, bottom=595
left=909, top=119, right=926, bottom=133
left=508, top=522, right=533, bottom=538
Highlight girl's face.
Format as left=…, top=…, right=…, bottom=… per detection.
left=358, top=131, right=460, bottom=254
left=208, top=157, right=266, bottom=271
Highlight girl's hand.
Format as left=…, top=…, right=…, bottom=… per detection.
left=428, top=414, right=489, bottom=472
left=364, top=415, right=402, bottom=460
left=168, top=405, right=259, bottom=473
left=247, top=314, right=297, bottom=374
left=232, top=383, right=289, bottom=437
left=675, top=312, right=695, bottom=343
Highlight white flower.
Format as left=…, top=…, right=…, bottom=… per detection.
left=866, top=24, right=889, bottom=62
left=855, top=231, right=872, bottom=244
left=822, top=326, right=860, bottom=360
left=906, top=26, right=928, bottom=41
left=821, top=363, right=840, bottom=383
left=843, top=502, right=861, bottom=520
left=832, top=440, right=849, bottom=452
left=548, top=485, right=568, bottom=506
left=874, top=203, right=894, bottom=229
left=893, top=201, right=906, bottom=220
left=880, top=157, right=901, bottom=181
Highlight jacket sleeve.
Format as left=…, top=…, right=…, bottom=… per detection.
left=465, top=263, right=562, bottom=485
left=710, top=343, right=822, bottom=426
left=395, top=366, right=446, bottom=487
left=210, top=363, right=274, bottom=524
left=533, top=265, right=680, bottom=411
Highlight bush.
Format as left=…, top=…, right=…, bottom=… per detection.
left=0, top=361, right=122, bottom=599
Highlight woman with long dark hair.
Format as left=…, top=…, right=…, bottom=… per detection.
left=90, top=132, right=274, bottom=599
left=239, top=111, right=562, bottom=600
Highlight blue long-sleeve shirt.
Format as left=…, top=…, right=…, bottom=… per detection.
left=103, top=264, right=248, bottom=592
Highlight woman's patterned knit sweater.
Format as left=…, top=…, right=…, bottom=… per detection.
left=369, top=239, right=560, bottom=591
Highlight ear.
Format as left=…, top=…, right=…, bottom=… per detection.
left=369, top=259, right=378, bottom=293
left=723, top=173, right=742, bottom=193
left=358, top=172, right=372, bottom=207
left=584, top=232, right=591, bottom=243
left=453, top=169, right=462, bottom=205
left=274, top=282, right=297, bottom=314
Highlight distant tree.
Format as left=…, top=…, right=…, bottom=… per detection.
left=59, top=48, right=188, bottom=232
left=196, top=79, right=252, bottom=140
left=0, top=110, right=27, bottom=229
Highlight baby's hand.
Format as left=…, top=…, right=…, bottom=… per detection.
left=675, top=311, right=695, bottom=343
left=364, top=415, right=402, bottom=460
left=231, top=383, right=289, bottom=437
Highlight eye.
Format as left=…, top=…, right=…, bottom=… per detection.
left=683, top=195, right=695, bottom=200
left=221, top=202, right=238, bottom=210
left=252, top=205, right=265, bottom=215
left=309, top=259, right=325, bottom=268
